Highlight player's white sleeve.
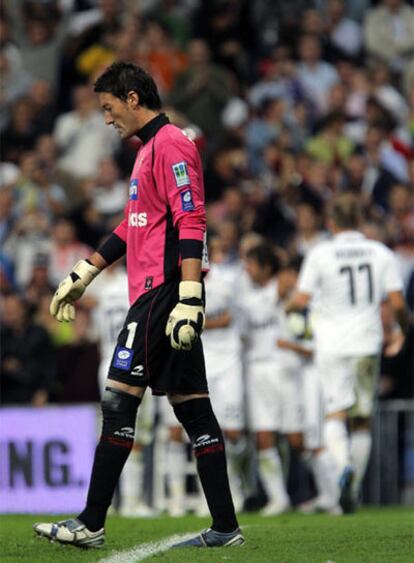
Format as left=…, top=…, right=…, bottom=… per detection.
left=383, top=249, right=404, bottom=294
left=297, top=248, right=321, bottom=295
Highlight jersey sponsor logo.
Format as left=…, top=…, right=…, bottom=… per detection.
left=196, top=434, right=211, bottom=444
left=172, top=161, right=190, bottom=187
left=128, top=212, right=147, bottom=227
left=194, top=434, right=219, bottom=448
left=114, top=426, right=134, bottom=438
left=180, top=189, right=195, bottom=211
left=113, top=345, right=133, bottom=370
left=129, top=179, right=138, bottom=200
left=144, top=276, right=153, bottom=290
left=131, top=364, right=144, bottom=377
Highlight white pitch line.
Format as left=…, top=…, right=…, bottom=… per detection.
left=98, top=531, right=200, bottom=563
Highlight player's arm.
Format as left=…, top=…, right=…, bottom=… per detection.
left=205, top=311, right=232, bottom=330
left=387, top=290, right=409, bottom=336
left=382, top=250, right=410, bottom=337
left=285, top=291, right=311, bottom=313
left=277, top=338, right=313, bottom=358
left=158, top=137, right=207, bottom=350
left=286, top=249, right=319, bottom=313
left=50, top=226, right=127, bottom=322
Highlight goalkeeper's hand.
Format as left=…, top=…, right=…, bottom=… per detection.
left=166, top=281, right=205, bottom=351
left=50, top=259, right=100, bottom=322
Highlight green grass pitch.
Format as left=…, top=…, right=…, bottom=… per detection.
left=0, top=508, right=413, bottom=562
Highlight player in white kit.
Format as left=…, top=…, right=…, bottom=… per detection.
left=240, top=243, right=304, bottom=516
left=280, top=300, right=340, bottom=514
left=90, top=263, right=156, bottom=517
left=288, top=193, right=408, bottom=512
left=162, top=237, right=246, bottom=514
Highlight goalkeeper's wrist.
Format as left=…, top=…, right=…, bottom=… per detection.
left=179, top=281, right=202, bottom=304
left=70, top=259, right=100, bottom=286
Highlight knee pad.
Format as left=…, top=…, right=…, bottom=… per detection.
left=101, top=387, right=141, bottom=448
left=173, top=398, right=224, bottom=457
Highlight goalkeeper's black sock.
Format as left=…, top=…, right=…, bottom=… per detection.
left=173, top=398, right=238, bottom=533
left=78, top=388, right=140, bottom=532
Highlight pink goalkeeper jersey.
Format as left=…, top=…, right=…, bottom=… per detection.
left=113, top=114, right=208, bottom=305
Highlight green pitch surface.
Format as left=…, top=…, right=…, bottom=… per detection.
left=1, top=508, right=413, bottom=562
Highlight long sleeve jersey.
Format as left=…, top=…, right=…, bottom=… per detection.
left=113, top=114, right=208, bottom=305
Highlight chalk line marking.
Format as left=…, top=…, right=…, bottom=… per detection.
left=99, top=531, right=200, bottom=563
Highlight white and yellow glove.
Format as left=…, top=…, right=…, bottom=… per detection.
left=50, top=260, right=100, bottom=322
left=166, top=281, right=205, bottom=351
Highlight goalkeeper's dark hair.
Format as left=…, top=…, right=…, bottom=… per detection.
left=245, top=242, right=280, bottom=275
left=94, top=62, right=162, bottom=110
left=328, top=192, right=362, bottom=230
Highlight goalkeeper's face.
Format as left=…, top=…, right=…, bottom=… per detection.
left=98, top=92, right=140, bottom=139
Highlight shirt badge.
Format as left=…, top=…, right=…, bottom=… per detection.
left=180, top=189, right=195, bottom=211
left=129, top=179, right=138, bottom=200
left=172, top=161, right=190, bottom=187
left=113, top=346, right=133, bottom=371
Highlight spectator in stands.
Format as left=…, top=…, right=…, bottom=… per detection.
left=2, top=98, right=38, bottom=163
left=0, top=163, right=19, bottom=246
left=54, top=84, right=119, bottom=179
left=29, top=80, right=57, bottom=136
left=0, top=293, right=56, bottom=405
left=324, top=0, right=363, bottom=60
left=248, top=45, right=305, bottom=111
left=55, top=306, right=100, bottom=403
left=2, top=205, right=51, bottom=290
left=0, top=14, right=24, bottom=72
left=386, top=183, right=414, bottom=289
left=292, top=202, right=329, bottom=257
left=193, top=0, right=252, bottom=83
left=364, top=122, right=409, bottom=185
left=204, top=138, right=250, bottom=202
left=297, top=33, right=339, bottom=116
left=7, top=0, right=71, bottom=89
left=48, top=216, right=92, bottom=287
left=34, top=134, right=84, bottom=209
left=169, top=38, right=233, bottom=141
left=306, top=111, right=355, bottom=165
left=0, top=49, right=32, bottom=132
left=364, top=0, right=414, bottom=73
left=88, top=157, right=127, bottom=231
left=24, top=253, right=55, bottom=310
left=138, top=18, right=188, bottom=98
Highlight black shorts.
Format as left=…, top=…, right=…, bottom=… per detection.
left=107, top=279, right=208, bottom=396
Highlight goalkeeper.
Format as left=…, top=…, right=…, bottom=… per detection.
left=34, top=62, right=243, bottom=549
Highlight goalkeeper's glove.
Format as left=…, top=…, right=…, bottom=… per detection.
left=50, top=259, right=100, bottom=322
left=165, top=281, right=205, bottom=351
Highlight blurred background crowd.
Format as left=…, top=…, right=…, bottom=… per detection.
left=0, top=0, right=413, bottom=408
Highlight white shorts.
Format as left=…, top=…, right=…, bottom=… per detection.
left=302, top=363, right=325, bottom=450
left=316, top=354, right=380, bottom=417
left=159, top=359, right=244, bottom=431
left=206, top=359, right=244, bottom=431
left=246, top=360, right=303, bottom=433
left=160, top=395, right=180, bottom=427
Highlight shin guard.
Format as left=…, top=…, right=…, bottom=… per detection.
left=173, top=398, right=238, bottom=533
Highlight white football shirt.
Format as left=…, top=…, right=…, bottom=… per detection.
left=202, top=262, right=242, bottom=371
left=298, top=231, right=403, bottom=356
left=238, top=276, right=299, bottom=366
left=91, top=268, right=129, bottom=359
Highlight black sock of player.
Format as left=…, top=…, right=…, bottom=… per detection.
left=77, top=388, right=141, bottom=531
left=173, top=398, right=238, bottom=533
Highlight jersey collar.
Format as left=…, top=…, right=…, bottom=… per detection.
left=334, top=230, right=365, bottom=241
left=137, top=113, right=170, bottom=144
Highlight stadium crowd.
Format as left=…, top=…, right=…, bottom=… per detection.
left=0, top=0, right=413, bottom=512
